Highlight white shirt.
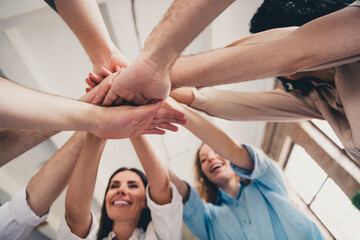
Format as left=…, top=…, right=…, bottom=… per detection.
left=57, top=182, right=183, bottom=240
left=0, top=187, right=48, bottom=240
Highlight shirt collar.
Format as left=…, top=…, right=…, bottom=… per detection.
left=215, top=183, right=242, bottom=205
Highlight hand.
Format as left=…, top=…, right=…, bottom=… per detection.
left=92, top=101, right=186, bottom=139
left=86, top=49, right=130, bottom=88
left=99, top=54, right=171, bottom=106
left=169, top=87, right=195, bottom=106
left=81, top=71, right=120, bottom=104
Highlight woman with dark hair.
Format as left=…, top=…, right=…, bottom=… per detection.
left=166, top=98, right=325, bottom=240
left=56, top=133, right=183, bottom=240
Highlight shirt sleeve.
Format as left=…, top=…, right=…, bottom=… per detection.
left=231, top=144, right=289, bottom=197
left=0, top=187, right=48, bottom=240
left=56, top=212, right=98, bottom=240
left=146, top=182, right=183, bottom=240
left=190, top=87, right=323, bottom=121
left=182, top=184, right=211, bottom=240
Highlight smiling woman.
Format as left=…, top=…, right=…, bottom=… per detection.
left=56, top=133, right=183, bottom=240
left=166, top=97, right=326, bottom=240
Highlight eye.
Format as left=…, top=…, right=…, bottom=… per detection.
left=109, top=184, right=119, bottom=189
left=129, top=184, right=139, bottom=188
left=200, top=158, right=207, bottom=164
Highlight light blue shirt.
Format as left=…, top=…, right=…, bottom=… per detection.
left=183, top=144, right=325, bottom=240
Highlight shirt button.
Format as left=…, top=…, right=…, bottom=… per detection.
left=235, top=202, right=239, bottom=206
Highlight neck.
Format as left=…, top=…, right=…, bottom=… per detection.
left=218, top=175, right=241, bottom=199
left=112, top=219, right=138, bottom=240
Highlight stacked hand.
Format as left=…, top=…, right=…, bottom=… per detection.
left=86, top=54, right=171, bottom=106
left=81, top=69, right=185, bottom=139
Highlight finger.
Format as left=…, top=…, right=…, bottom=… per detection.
left=85, top=77, right=96, bottom=88
left=89, top=72, right=103, bottom=83
left=92, top=78, right=113, bottom=105
left=143, top=128, right=166, bottom=135
left=103, top=90, right=120, bottom=106
left=100, top=67, right=112, bottom=76
left=137, top=101, right=164, bottom=115
left=86, top=88, right=91, bottom=93
left=152, top=117, right=187, bottom=125
left=113, top=97, right=124, bottom=106
left=155, top=108, right=185, bottom=120
left=150, top=122, right=179, bottom=132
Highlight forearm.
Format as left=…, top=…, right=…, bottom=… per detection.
left=171, top=6, right=360, bottom=87
left=65, top=133, right=106, bottom=237
left=143, top=0, right=234, bottom=70
left=54, top=0, right=117, bottom=66
left=166, top=98, right=253, bottom=171
left=0, top=128, right=58, bottom=167
left=130, top=135, right=171, bottom=205
left=0, top=77, right=97, bottom=132
left=168, top=168, right=190, bottom=202
left=26, top=132, right=87, bottom=216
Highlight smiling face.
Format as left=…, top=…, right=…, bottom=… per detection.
left=198, top=144, right=236, bottom=186
left=105, top=170, right=146, bottom=223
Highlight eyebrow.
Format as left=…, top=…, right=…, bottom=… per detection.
left=110, top=180, right=139, bottom=184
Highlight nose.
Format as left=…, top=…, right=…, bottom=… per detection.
left=117, top=185, right=127, bottom=196
left=207, top=152, right=216, bottom=162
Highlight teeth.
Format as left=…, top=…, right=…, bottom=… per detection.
left=113, top=200, right=130, bottom=206
left=210, top=163, right=223, bottom=173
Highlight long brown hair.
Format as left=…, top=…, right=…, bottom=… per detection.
left=194, top=144, right=219, bottom=204
left=97, top=168, right=151, bottom=240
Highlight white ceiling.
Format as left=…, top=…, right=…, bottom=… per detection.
left=0, top=0, right=274, bottom=238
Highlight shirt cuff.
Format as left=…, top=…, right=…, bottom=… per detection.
left=230, top=144, right=270, bottom=180
left=190, top=87, right=215, bottom=112
left=10, top=187, right=48, bottom=227
left=57, top=212, right=98, bottom=240
left=146, top=182, right=183, bottom=217
left=183, top=183, right=202, bottom=218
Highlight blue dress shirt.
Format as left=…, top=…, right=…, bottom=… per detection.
left=183, top=144, right=325, bottom=240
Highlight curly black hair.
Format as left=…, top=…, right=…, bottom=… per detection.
left=250, top=0, right=354, bottom=33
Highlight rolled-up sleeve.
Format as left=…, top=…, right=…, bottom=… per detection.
left=190, top=87, right=323, bottom=121
left=0, top=187, right=48, bottom=240
left=146, top=182, right=183, bottom=240
left=183, top=184, right=210, bottom=240
left=56, top=212, right=98, bottom=240
left=231, top=145, right=289, bottom=197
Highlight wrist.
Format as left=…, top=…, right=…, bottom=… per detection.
left=142, top=41, right=179, bottom=73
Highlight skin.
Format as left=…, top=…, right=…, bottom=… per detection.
left=0, top=76, right=186, bottom=140
left=106, top=171, right=147, bottom=240
left=164, top=97, right=253, bottom=201
left=65, top=134, right=176, bottom=239
left=198, top=144, right=241, bottom=198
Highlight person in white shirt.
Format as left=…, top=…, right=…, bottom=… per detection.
left=0, top=131, right=87, bottom=240
left=57, top=132, right=183, bottom=240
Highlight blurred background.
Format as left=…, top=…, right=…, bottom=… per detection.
left=0, top=0, right=359, bottom=239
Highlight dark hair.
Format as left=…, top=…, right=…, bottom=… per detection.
left=250, top=0, right=353, bottom=34
left=97, top=167, right=151, bottom=240
left=194, top=144, right=219, bottom=204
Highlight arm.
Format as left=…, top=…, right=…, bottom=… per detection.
left=170, top=87, right=323, bottom=122
left=130, top=135, right=171, bottom=205
left=101, top=0, right=235, bottom=105
left=26, top=131, right=87, bottom=216
left=64, top=133, right=106, bottom=238
left=166, top=97, right=253, bottom=171
left=53, top=0, right=129, bottom=75
left=170, top=6, right=360, bottom=87
left=0, top=77, right=185, bottom=139
left=0, top=128, right=57, bottom=167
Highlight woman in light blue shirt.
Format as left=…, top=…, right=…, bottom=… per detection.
left=167, top=98, right=325, bottom=240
